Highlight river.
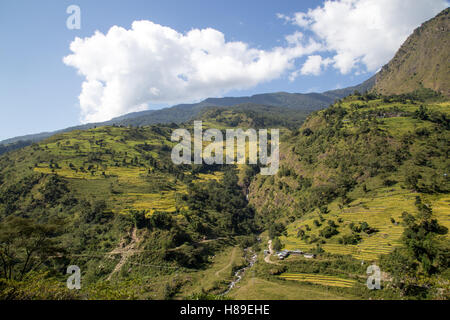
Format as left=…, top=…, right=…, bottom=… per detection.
left=221, top=247, right=257, bottom=296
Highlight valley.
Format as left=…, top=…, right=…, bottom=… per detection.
left=1, top=90, right=448, bottom=300
left=0, top=7, right=449, bottom=301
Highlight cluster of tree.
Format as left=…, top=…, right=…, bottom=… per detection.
left=0, top=174, right=42, bottom=215
left=338, top=233, right=362, bottom=245
left=413, top=105, right=449, bottom=129
left=0, top=216, right=65, bottom=281
left=268, top=222, right=286, bottom=239
left=319, top=221, right=339, bottom=239
left=348, top=221, right=378, bottom=235
left=200, top=104, right=309, bottom=130
left=184, top=166, right=257, bottom=237
left=381, top=87, right=444, bottom=104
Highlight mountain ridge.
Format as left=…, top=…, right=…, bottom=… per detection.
left=0, top=77, right=375, bottom=148
left=374, top=7, right=449, bottom=97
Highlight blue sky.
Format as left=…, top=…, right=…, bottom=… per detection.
left=0, top=0, right=447, bottom=141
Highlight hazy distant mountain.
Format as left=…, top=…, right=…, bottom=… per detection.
left=323, top=76, right=375, bottom=100
left=0, top=79, right=374, bottom=150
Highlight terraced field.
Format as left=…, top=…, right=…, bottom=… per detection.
left=29, top=125, right=227, bottom=217
left=197, top=172, right=224, bottom=182
left=281, top=186, right=449, bottom=261
left=34, top=164, right=226, bottom=215
left=424, top=195, right=450, bottom=231
left=115, top=191, right=181, bottom=214
left=279, top=273, right=357, bottom=288
left=34, top=166, right=154, bottom=182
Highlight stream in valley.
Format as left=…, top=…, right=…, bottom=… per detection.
left=221, top=248, right=257, bottom=296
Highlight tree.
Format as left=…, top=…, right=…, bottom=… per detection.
left=130, top=210, right=148, bottom=229
left=319, top=205, right=329, bottom=214
left=268, top=222, right=286, bottom=239
left=0, top=217, right=64, bottom=280
left=81, top=200, right=110, bottom=224
left=297, top=229, right=306, bottom=239
left=338, top=233, right=361, bottom=245
left=39, top=175, right=69, bottom=205
left=414, top=105, right=429, bottom=120
left=381, top=198, right=449, bottom=297
left=319, top=225, right=339, bottom=239
left=272, top=237, right=283, bottom=252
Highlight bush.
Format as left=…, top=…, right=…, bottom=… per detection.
left=338, top=233, right=362, bottom=245
left=0, top=272, right=79, bottom=300
left=360, top=221, right=378, bottom=234
left=319, top=206, right=329, bottom=214
left=272, top=237, right=283, bottom=251
left=327, top=220, right=337, bottom=228
left=319, top=226, right=339, bottom=239
left=268, top=222, right=286, bottom=239
left=297, top=229, right=306, bottom=239
left=383, top=179, right=398, bottom=187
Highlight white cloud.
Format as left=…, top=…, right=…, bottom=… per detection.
left=289, top=55, right=332, bottom=81
left=281, top=0, right=449, bottom=74
left=276, top=13, right=291, bottom=24
left=300, top=55, right=333, bottom=76
left=64, top=21, right=320, bottom=123
left=285, top=31, right=304, bottom=45
left=292, top=12, right=310, bottom=28
left=64, top=2, right=449, bottom=122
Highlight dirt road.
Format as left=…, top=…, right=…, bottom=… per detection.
left=264, top=239, right=279, bottom=265
left=107, top=227, right=140, bottom=281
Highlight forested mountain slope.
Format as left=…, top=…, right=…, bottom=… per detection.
left=0, top=119, right=260, bottom=299
left=1, top=90, right=448, bottom=300
left=248, top=90, right=449, bottom=298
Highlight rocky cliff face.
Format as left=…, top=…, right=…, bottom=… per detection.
left=374, top=8, right=449, bottom=97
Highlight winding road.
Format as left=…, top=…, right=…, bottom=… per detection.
left=264, top=239, right=279, bottom=265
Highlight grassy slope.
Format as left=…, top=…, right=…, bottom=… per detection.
left=230, top=277, right=354, bottom=300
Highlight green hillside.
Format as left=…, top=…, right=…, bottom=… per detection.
left=1, top=92, right=448, bottom=300
left=1, top=8, right=449, bottom=297
left=0, top=118, right=263, bottom=299
left=248, top=90, right=449, bottom=298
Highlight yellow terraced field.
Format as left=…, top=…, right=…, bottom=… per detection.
left=34, top=157, right=224, bottom=216
left=34, top=166, right=152, bottom=183
left=34, top=166, right=100, bottom=180
left=279, top=273, right=357, bottom=288
left=281, top=187, right=450, bottom=261
left=196, top=172, right=224, bottom=182
left=116, top=192, right=179, bottom=214
left=426, top=196, right=450, bottom=231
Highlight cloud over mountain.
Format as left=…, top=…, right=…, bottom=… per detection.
left=64, top=1, right=448, bottom=123
left=63, top=21, right=320, bottom=123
